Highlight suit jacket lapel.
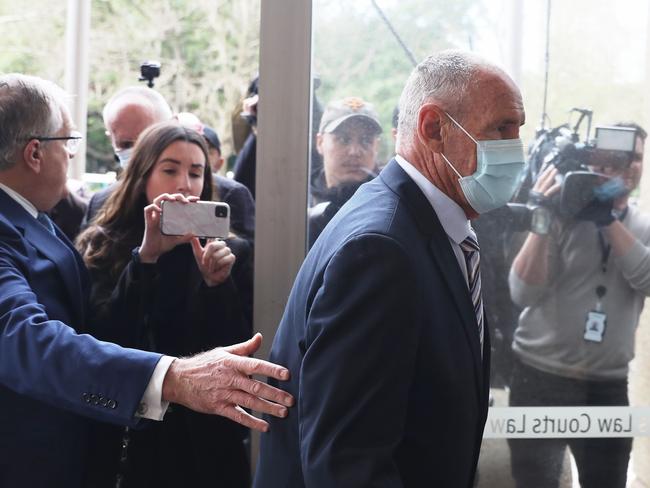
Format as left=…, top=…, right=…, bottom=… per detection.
left=380, top=160, right=484, bottom=397
left=0, top=190, right=86, bottom=328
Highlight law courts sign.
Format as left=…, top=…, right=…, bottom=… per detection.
left=484, top=407, right=650, bottom=438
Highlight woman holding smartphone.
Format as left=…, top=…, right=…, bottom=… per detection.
left=77, top=121, right=252, bottom=487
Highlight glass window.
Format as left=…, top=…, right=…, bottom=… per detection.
left=308, top=1, right=650, bottom=486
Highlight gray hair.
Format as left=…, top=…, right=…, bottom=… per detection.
left=102, top=86, right=172, bottom=127
left=397, top=50, right=489, bottom=146
left=0, top=74, right=68, bottom=171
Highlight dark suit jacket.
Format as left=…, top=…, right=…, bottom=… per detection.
left=49, top=191, right=88, bottom=242
left=254, top=160, right=490, bottom=488
left=82, top=183, right=114, bottom=229
left=82, top=176, right=256, bottom=243
left=0, top=189, right=161, bottom=488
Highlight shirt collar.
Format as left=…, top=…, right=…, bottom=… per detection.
left=0, top=182, right=38, bottom=218
left=395, top=154, right=472, bottom=244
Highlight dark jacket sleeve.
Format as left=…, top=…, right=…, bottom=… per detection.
left=189, top=237, right=254, bottom=350
left=89, top=241, right=253, bottom=355
left=233, top=132, right=257, bottom=198
left=87, top=251, right=159, bottom=349
left=299, top=233, right=419, bottom=487
left=221, top=181, right=256, bottom=244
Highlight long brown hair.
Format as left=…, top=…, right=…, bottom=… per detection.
left=77, top=121, right=215, bottom=288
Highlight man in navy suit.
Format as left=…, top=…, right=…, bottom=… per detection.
left=254, top=50, right=526, bottom=487
left=0, top=74, right=293, bottom=487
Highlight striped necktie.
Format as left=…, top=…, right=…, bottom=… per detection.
left=460, top=235, right=484, bottom=353
left=37, top=212, right=56, bottom=235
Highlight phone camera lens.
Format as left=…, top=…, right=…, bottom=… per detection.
left=215, top=206, right=228, bottom=218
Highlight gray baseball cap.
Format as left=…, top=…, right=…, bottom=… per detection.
left=318, top=97, right=382, bottom=134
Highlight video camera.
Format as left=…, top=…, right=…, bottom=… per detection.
left=508, top=109, right=639, bottom=230
left=139, top=60, right=161, bottom=88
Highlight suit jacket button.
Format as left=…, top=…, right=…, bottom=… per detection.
left=99, top=396, right=108, bottom=407
left=82, top=392, right=90, bottom=403
left=107, top=399, right=117, bottom=409
left=90, top=394, right=99, bottom=405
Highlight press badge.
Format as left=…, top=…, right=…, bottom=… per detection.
left=584, top=285, right=607, bottom=343
left=584, top=311, right=607, bottom=343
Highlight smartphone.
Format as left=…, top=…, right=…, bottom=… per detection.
left=160, top=200, right=230, bottom=239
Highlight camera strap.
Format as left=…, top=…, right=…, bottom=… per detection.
left=596, top=206, right=628, bottom=273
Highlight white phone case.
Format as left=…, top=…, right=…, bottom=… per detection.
left=160, top=200, right=230, bottom=238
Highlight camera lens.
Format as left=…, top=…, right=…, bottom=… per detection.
left=215, top=206, right=228, bottom=218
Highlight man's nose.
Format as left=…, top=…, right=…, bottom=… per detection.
left=347, top=141, right=363, bottom=156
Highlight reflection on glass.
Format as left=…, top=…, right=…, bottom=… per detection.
left=308, top=97, right=382, bottom=247
left=504, top=123, right=647, bottom=488
left=309, top=0, right=650, bottom=486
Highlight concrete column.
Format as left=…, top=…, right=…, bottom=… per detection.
left=252, top=0, right=312, bottom=470
left=64, top=0, right=91, bottom=180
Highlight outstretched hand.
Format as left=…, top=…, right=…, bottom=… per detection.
left=161, top=333, right=294, bottom=432
left=139, top=193, right=197, bottom=263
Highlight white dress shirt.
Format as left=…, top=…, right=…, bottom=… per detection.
left=394, top=155, right=476, bottom=285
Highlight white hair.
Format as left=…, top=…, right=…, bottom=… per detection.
left=397, top=50, right=490, bottom=147
left=0, top=74, right=68, bottom=171
left=102, top=85, right=172, bottom=127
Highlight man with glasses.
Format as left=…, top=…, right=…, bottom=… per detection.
left=0, top=74, right=293, bottom=488
left=308, top=97, right=382, bottom=246
left=45, top=132, right=88, bottom=241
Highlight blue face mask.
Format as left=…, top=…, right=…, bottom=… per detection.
left=115, top=147, right=133, bottom=169
left=440, top=112, right=526, bottom=214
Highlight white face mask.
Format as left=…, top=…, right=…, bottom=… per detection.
left=115, top=147, right=133, bottom=169
left=440, top=112, right=526, bottom=214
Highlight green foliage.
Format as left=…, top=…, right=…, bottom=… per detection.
left=1, top=0, right=647, bottom=175
left=85, top=0, right=260, bottom=172
left=1, top=0, right=260, bottom=173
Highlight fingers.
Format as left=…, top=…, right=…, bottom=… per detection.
left=143, top=203, right=162, bottom=225
left=225, top=353, right=291, bottom=382
left=152, top=192, right=193, bottom=207
left=222, top=405, right=270, bottom=432
left=230, top=373, right=294, bottom=407
left=207, top=250, right=235, bottom=274
left=228, top=389, right=289, bottom=418
left=533, top=165, right=560, bottom=195
left=224, top=333, right=262, bottom=357
left=190, top=237, right=204, bottom=263
left=201, top=240, right=229, bottom=264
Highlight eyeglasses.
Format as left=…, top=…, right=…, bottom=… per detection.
left=30, top=131, right=83, bottom=155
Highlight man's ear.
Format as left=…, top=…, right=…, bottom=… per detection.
left=315, top=132, right=325, bottom=156
left=213, top=156, right=225, bottom=173
left=416, top=103, right=446, bottom=153
left=22, top=139, right=43, bottom=174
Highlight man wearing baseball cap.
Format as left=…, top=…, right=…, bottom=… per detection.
left=309, top=96, right=382, bottom=246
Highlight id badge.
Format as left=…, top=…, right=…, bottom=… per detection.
left=584, top=311, right=607, bottom=343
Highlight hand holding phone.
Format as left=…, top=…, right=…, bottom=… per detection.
left=139, top=194, right=198, bottom=263
left=161, top=200, right=230, bottom=239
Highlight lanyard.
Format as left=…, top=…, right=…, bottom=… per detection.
left=596, top=206, right=628, bottom=273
